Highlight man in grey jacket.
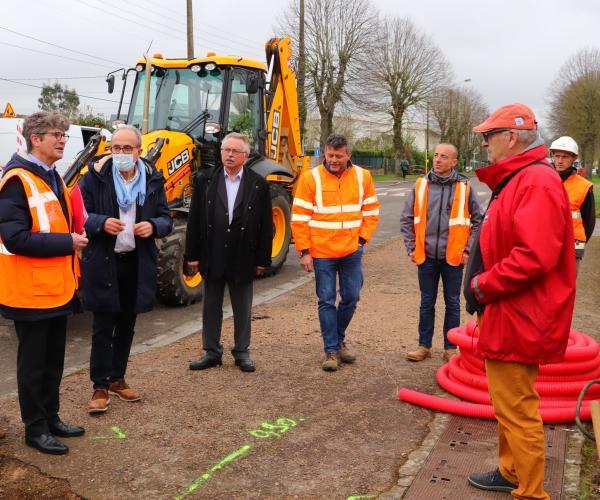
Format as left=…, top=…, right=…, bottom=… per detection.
left=400, top=143, right=482, bottom=362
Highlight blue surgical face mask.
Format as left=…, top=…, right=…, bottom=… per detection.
left=113, top=154, right=135, bottom=172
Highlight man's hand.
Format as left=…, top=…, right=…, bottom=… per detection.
left=134, top=221, right=153, bottom=238
left=71, top=232, right=88, bottom=250
left=185, top=261, right=199, bottom=276
left=93, top=154, right=111, bottom=172
left=300, top=253, right=313, bottom=272
left=256, top=266, right=267, bottom=276
left=409, top=251, right=417, bottom=263
left=104, top=218, right=125, bottom=235
left=461, top=253, right=469, bottom=265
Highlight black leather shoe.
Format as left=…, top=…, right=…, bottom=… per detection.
left=48, top=419, right=85, bottom=438
left=25, top=433, right=69, bottom=455
left=189, top=356, right=222, bottom=370
left=235, top=358, right=256, bottom=372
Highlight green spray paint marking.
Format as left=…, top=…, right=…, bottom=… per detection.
left=174, top=444, right=252, bottom=500
left=91, top=426, right=127, bottom=441
left=248, top=417, right=302, bottom=439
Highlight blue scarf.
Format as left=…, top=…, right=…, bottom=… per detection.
left=112, top=159, right=146, bottom=209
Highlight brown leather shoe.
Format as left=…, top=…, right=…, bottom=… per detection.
left=322, top=352, right=340, bottom=372
left=406, top=346, right=431, bottom=362
left=339, top=342, right=356, bottom=363
left=443, top=349, right=458, bottom=362
left=88, top=389, right=110, bottom=414
left=109, top=380, right=141, bottom=402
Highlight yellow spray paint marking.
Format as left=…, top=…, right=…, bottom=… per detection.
left=175, top=417, right=304, bottom=497
left=92, top=426, right=127, bottom=440
left=248, top=417, right=303, bottom=439
left=347, top=496, right=377, bottom=500
left=174, top=444, right=252, bottom=500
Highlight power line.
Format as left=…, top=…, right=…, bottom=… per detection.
left=5, top=76, right=105, bottom=81
left=124, top=0, right=264, bottom=47
left=0, top=26, right=127, bottom=67
left=0, top=41, right=117, bottom=70
left=81, top=0, right=259, bottom=57
left=0, top=77, right=122, bottom=104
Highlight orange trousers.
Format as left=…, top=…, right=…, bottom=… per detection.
left=485, top=359, right=550, bottom=500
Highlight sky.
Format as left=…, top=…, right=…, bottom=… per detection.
left=1, top=0, right=599, bottom=131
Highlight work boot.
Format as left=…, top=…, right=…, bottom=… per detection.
left=339, top=342, right=356, bottom=364
left=88, top=389, right=110, bottom=414
left=468, top=468, right=517, bottom=492
left=322, top=352, right=340, bottom=372
left=443, top=348, right=458, bottom=362
left=109, top=380, right=141, bottom=402
left=406, top=346, right=431, bottom=362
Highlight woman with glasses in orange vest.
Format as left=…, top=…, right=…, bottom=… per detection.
left=0, top=112, right=88, bottom=455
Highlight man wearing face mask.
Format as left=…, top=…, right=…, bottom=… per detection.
left=79, top=125, right=172, bottom=414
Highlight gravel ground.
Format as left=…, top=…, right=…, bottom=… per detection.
left=0, top=237, right=598, bottom=499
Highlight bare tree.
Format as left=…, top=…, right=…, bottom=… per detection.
left=548, top=48, right=600, bottom=174
left=278, top=0, right=378, bottom=147
left=430, top=85, right=488, bottom=168
left=365, top=17, right=451, bottom=171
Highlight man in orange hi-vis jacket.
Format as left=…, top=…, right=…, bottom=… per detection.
left=291, top=133, right=379, bottom=372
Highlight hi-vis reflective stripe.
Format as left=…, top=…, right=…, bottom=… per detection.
left=291, top=214, right=311, bottom=222
left=362, top=209, right=379, bottom=217
left=572, top=211, right=582, bottom=219
left=448, top=182, right=470, bottom=227
left=314, top=204, right=361, bottom=214
left=293, top=198, right=314, bottom=210
left=0, top=244, right=14, bottom=255
left=414, top=216, right=422, bottom=224
left=355, top=166, right=364, bottom=205
left=3, top=169, right=57, bottom=233
left=416, top=179, right=428, bottom=213
left=448, top=217, right=471, bottom=226
left=363, top=195, right=378, bottom=205
left=311, top=168, right=323, bottom=208
left=308, top=219, right=363, bottom=229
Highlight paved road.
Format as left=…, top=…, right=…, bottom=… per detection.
left=0, top=178, right=492, bottom=397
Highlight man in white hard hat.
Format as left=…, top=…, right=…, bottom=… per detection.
left=549, top=136, right=595, bottom=274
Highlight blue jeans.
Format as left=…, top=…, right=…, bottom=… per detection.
left=417, top=257, right=462, bottom=350
left=313, top=247, right=364, bottom=353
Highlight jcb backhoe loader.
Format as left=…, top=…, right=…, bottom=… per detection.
left=64, top=37, right=309, bottom=306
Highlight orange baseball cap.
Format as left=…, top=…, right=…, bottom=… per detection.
left=473, top=103, right=537, bottom=132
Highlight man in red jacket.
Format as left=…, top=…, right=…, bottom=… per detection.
left=464, top=103, right=576, bottom=499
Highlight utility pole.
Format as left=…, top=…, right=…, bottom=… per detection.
left=298, top=0, right=306, bottom=144
left=186, top=0, right=194, bottom=59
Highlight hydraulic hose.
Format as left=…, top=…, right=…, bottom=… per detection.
left=398, top=320, right=600, bottom=423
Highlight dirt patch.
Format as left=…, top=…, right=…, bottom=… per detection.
left=0, top=455, right=80, bottom=499
left=0, top=237, right=598, bottom=498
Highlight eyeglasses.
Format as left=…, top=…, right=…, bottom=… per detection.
left=482, top=129, right=510, bottom=142
left=110, top=145, right=138, bottom=154
left=41, top=131, right=69, bottom=141
left=221, top=147, right=246, bottom=155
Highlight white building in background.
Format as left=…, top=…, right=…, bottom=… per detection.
left=303, top=114, right=440, bottom=153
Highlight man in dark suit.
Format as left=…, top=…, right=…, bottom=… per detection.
left=185, top=132, right=272, bottom=372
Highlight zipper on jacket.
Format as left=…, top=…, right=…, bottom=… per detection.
left=435, top=184, right=445, bottom=259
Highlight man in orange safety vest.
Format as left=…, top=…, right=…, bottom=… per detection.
left=291, top=133, right=379, bottom=372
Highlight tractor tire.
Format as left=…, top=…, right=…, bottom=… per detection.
left=263, top=184, right=292, bottom=277
left=156, top=223, right=203, bottom=306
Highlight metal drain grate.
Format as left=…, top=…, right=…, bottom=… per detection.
left=403, top=415, right=566, bottom=499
